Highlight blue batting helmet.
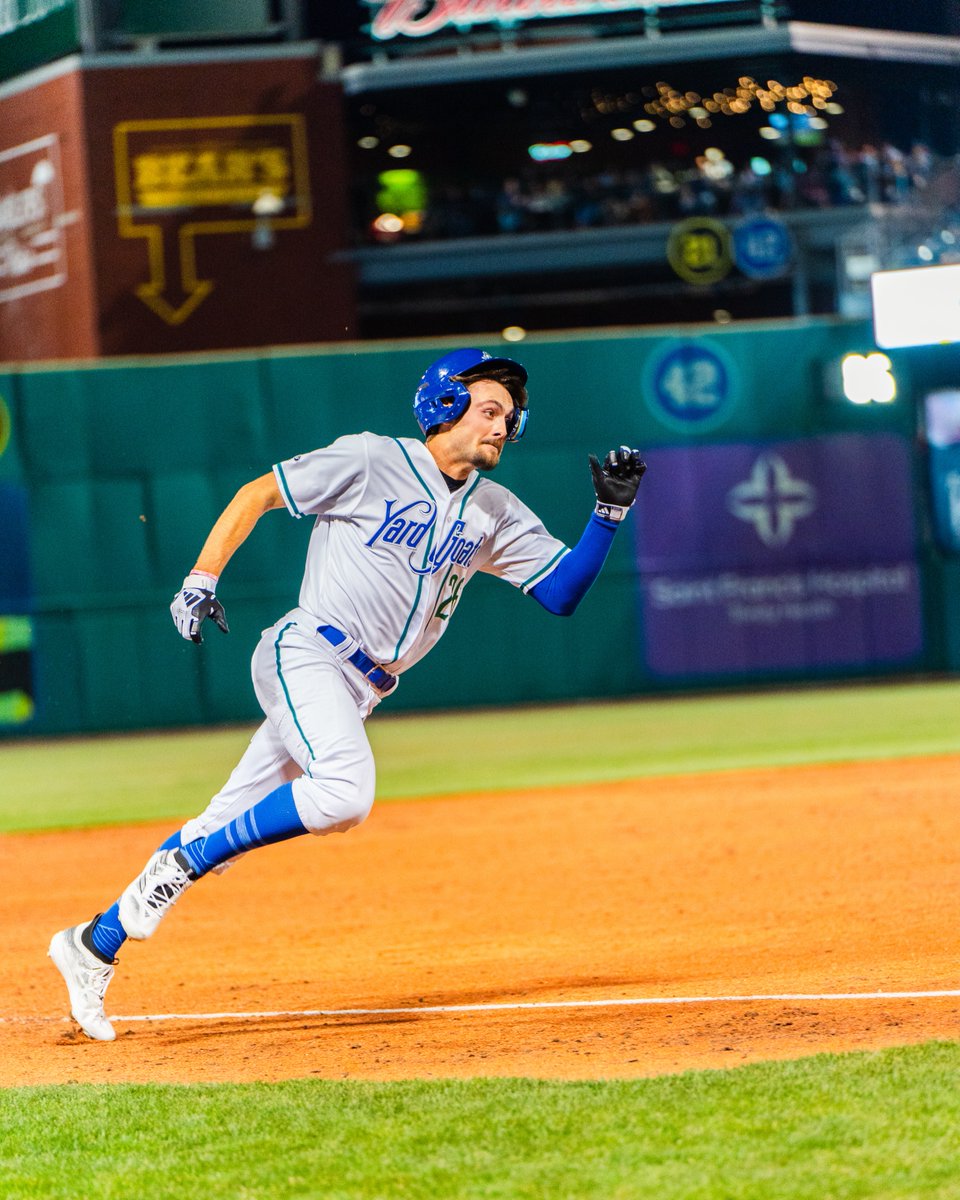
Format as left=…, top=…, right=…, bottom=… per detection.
left=413, top=348, right=529, bottom=441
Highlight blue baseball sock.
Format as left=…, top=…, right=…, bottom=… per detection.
left=178, top=781, right=307, bottom=880
left=87, top=904, right=127, bottom=962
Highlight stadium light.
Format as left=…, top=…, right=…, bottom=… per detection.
left=841, top=353, right=897, bottom=405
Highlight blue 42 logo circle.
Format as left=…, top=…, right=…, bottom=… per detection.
left=733, top=216, right=793, bottom=280
left=643, top=339, right=740, bottom=432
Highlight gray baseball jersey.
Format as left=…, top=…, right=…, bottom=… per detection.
left=273, top=433, right=569, bottom=673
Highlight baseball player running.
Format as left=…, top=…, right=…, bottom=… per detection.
left=49, top=348, right=646, bottom=1041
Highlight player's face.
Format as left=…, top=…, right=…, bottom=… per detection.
left=434, top=379, right=514, bottom=476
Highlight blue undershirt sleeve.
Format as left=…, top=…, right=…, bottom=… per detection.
left=529, top=512, right=619, bottom=616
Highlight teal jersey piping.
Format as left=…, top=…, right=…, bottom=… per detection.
left=274, top=462, right=303, bottom=518
left=391, top=439, right=440, bottom=661
left=275, top=622, right=315, bottom=775
left=521, top=546, right=569, bottom=593
left=457, top=475, right=481, bottom=516
left=392, top=438, right=437, bottom=503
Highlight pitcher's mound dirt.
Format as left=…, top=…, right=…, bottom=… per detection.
left=3, top=757, right=959, bottom=1087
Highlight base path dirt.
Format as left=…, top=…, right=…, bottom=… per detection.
left=3, top=756, right=960, bottom=1087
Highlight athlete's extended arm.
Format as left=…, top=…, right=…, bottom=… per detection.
left=170, top=472, right=285, bottom=644
left=193, top=473, right=285, bottom=577
left=531, top=447, right=646, bottom=617
left=530, top=514, right=618, bottom=616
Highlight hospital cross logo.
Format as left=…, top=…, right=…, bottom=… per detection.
left=726, top=453, right=817, bottom=547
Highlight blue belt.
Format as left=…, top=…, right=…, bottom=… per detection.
left=316, top=624, right=398, bottom=693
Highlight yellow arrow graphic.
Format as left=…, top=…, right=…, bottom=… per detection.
left=134, top=222, right=214, bottom=326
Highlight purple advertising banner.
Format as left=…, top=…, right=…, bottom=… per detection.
left=633, top=433, right=922, bottom=677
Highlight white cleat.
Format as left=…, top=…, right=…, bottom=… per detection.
left=48, top=923, right=116, bottom=1042
left=118, top=849, right=195, bottom=940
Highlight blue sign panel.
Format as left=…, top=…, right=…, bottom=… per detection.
left=643, top=338, right=738, bottom=433
left=733, top=215, right=793, bottom=280
left=633, top=433, right=922, bottom=678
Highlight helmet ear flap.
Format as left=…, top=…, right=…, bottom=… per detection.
left=507, top=406, right=528, bottom=442
left=429, top=377, right=472, bottom=434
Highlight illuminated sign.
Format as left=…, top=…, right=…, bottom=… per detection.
left=0, top=133, right=67, bottom=304
left=0, top=0, right=78, bottom=83
left=732, top=215, right=793, bottom=280
left=0, top=0, right=72, bottom=32
left=871, top=263, right=960, bottom=350
left=368, top=0, right=740, bottom=40
left=113, top=115, right=311, bottom=325
left=666, top=217, right=733, bottom=286
left=528, top=142, right=574, bottom=161
left=841, top=353, right=896, bottom=405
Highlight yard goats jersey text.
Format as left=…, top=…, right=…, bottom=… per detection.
left=273, top=433, right=569, bottom=675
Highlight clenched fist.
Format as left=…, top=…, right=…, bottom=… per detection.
left=170, top=573, right=229, bottom=644
left=589, top=446, right=647, bottom=521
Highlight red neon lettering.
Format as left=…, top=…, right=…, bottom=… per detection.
left=371, top=0, right=450, bottom=38
left=370, top=0, right=654, bottom=39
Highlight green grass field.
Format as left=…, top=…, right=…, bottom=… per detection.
left=5, top=1044, right=960, bottom=1199
left=4, top=678, right=960, bottom=833
left=5, top=678, right=960, bottom=1198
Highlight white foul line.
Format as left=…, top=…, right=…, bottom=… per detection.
left=6, top=989, right=960, bottom=1029
left=105, top=989, right=960, bottom=1025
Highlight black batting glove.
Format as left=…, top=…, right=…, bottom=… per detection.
left=170, top=572, right=230, bottom=644
left=589, top=446, right=647, bottom=522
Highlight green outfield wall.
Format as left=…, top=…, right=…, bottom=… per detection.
left=2, top=318, right=958, bottom=736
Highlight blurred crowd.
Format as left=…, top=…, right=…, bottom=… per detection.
left=361, top=140, right=942, bottom=244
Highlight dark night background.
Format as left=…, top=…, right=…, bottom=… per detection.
left=789, top=0, right=959, bottom=35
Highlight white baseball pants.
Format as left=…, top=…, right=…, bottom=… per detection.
left=179, top=609, right=380, bottom=845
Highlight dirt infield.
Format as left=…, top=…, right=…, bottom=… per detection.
left=3, top=755, right=960, bottom=1087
